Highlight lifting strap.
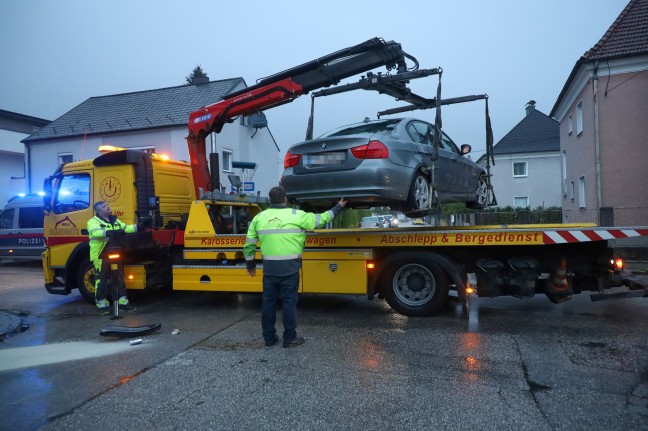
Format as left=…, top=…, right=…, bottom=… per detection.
left=305, top=94, right=316, bottom=141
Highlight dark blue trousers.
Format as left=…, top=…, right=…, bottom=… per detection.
left=262, top=272, right=300, bottom=343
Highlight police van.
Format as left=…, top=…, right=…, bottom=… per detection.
left=0, top=194, right=45, bottom=262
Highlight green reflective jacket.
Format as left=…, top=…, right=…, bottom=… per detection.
left=87, top=216, right=136, bottom=261
left=243, top=205, right=335, bottom=276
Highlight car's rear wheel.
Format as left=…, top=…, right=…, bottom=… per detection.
left=467, top=174, right=488, bottom=209
left=383, top=258, right=449, bottom=316
left=407, top=171, right=431, bottom=211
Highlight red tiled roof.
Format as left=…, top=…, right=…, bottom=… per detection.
left=551, top=0, right=648, bottom=117
left=582, top=0, right=648, bottom=60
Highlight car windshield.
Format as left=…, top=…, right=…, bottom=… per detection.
left=319, top=120, right=400, bottom=138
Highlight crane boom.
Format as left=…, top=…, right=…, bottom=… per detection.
left=186, top=37, right=413, bottom=198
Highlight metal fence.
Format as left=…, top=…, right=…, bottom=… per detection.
left=424, top=207, right=648, bottom=260
left=427, top=207, right=648, bottom=228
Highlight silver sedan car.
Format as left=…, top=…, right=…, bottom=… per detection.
left=281, top=117, right=488, bottom=213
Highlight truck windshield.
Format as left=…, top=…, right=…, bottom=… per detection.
left=53, top=173, right=91, bottom=214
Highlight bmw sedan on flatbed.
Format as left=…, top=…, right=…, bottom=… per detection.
left=281, top=117, right=489, bottom=213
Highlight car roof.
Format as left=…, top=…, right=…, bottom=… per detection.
left=3, top=194, right=44, bottom=209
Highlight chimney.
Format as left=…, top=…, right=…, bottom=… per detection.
left=192, top=75, right=209, bottom=85
left=525, top=100, right=536, bottom=116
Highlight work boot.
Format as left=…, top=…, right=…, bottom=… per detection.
left=98, top=306, right=110, bottom=315
left=265, top=335, right=279, bottom=347
left=283, top=336, right=305, bottom=348
left=118, top=303, right=137, bottom=312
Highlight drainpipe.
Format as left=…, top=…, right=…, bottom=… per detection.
left=25, top=142, right=32, bottom=193
left=593, top=61, right=602, bottom=209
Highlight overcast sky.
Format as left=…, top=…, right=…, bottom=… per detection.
left=0, top=0, right=629, bottom=159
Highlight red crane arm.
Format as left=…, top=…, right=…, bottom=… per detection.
left=186, top=37, right=410, bottom=197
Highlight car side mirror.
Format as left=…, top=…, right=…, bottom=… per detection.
left=460, top=144, right=472, bottom=155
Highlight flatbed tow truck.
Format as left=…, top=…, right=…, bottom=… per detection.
left=41, top=38, right=648, bottom=316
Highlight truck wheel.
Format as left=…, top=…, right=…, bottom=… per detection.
left=383, top=259, right=448, bottom=316
left=76, top=258, right=96, bottom=304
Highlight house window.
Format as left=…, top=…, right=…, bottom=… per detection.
left=58, top=153, right=73, bottom=164
left=568, top=114, right=573, bottom=135
left=222, top=149, right=233, bottom=172
left=513, top=161, right=527, bottom=177
left=578, top=176, right=585, bottom=208
left=514, top=196, right=529, bottom=208
left=570, top=181, right=575, bottom=201
left=576, top=100, right=583, bottom=135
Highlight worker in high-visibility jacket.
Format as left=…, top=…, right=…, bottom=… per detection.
left=244, top=186, right=346, bottom=348
left=87, top=201, right=149, bottom=315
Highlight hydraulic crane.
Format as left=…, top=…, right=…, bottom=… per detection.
left=186, top=37, right=495, bottom=210
left=189, top=38, right=417, bottom=197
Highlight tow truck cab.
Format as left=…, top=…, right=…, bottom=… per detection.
left=42, top=148, right=195, bottom=300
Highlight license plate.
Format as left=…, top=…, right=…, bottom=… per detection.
left=305, top=152, right=345, bottom=167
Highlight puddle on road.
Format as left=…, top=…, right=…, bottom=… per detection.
left=0, top=340, right=139, bottom=372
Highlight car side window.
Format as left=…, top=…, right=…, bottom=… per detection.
left=19, top=207, right=44, bottom=229
left=0, top=209, right=15, bottom=229
left=407, top=122, right=434, bottom=146
left=441, top=132, right=460, bottom=155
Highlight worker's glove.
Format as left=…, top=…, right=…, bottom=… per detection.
left=246, top=261, right=256, bottom=272
left=106, top=229, right=125, bottom=238
left=137, top=217, right=152, bottom=231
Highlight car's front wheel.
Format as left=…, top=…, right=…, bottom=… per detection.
left=407, top=171, right=431, bottom=211
left=467, top=174, right=489, bottom=209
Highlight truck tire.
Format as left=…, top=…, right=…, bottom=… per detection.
left=383, top=258, right=448, bottom=316
left=76, top=257, right=96, bottom=304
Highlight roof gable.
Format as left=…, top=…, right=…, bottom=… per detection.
left=24, top=78, right=244, bottom=142
left=551, top=0, right=648, bottom=117
left=493, top=109, right=559, bottom=155
left=583, top=0, right=648, bottom=61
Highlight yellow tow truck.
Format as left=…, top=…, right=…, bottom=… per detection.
left=41, top=144, right=648, bottom=316
left=41, top=38, right=648, bottom=316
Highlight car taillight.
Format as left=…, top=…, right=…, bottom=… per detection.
left=284, top=151, right=301, bottom=168
left=351, top=140, right=389, bottom=159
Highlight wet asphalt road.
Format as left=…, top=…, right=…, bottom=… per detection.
left=1, top=260, right=647, bottom=431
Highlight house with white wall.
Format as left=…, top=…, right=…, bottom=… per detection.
left=0, top=109, right=50, bottom=205
left=22, top=77, right=280, bottom=199
left=480, top=101, right=561, bottom=209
